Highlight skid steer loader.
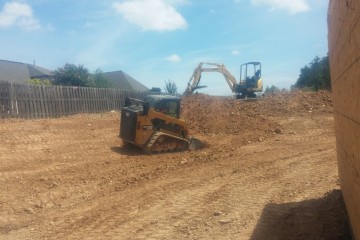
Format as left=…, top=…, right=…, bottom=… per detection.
left=119, top=95, right=202, bottom=153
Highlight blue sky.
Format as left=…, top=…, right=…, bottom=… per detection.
left=0, top=0, right=329, bottom=95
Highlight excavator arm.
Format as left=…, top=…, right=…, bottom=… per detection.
left=184, top=62, right=238, bottom=95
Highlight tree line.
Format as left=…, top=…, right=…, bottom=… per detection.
left=28, top=63, right=177, bottom=94
left=264, top=55, right=331, bottom=95
left=27, top=63, right=112, bottom=88
left=293, top=55, right=331, bottom=91
left=30, top=55, right=331, bottom=95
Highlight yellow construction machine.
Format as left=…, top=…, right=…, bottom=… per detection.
left=184, top=62, right=263, bottom=99
left=119, top=95, right=201, bottom=153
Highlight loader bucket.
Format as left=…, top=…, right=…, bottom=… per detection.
left=188, top=137, right=203, bottom=151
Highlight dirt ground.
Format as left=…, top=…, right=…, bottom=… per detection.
left=0, top=91, right=351, bottom=240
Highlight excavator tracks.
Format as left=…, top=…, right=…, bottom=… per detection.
left=144, top=131, right=189, bottom=154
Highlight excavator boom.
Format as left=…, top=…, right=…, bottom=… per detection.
left=185, top=62, right=238, bottom=95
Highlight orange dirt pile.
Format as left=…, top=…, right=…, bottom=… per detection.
left=181, top=90, right=332, bottom=139
left=255, top=90, right=333, bottom=116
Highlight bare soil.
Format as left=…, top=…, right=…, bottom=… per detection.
left=0, top=91, right=351, bottom=240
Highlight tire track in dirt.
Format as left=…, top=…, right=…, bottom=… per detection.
left=7, top=119, right=338, bottom=239
left=0, top=92, right=350, bottom=239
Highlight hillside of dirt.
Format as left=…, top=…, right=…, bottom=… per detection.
left=182, top=91, right=333, bottom=133
left=0, top=91, right=351, bottom=240
left=182, top=90, right=333, bottom=144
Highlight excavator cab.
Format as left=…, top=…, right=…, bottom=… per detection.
left=240, top=62, right=261, bottom=86
left=239, top=62, right=263, bottom=98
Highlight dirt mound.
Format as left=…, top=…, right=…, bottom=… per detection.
left=181, top=91, right=332, bottom=137
left=181, top=94, right=279, bottom=138
left=257, top=90, right=333, bottom=116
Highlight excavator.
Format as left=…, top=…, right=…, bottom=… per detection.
left=119, top=95, right=202, bottom=153
left=184, top=62, right=263, bottom=99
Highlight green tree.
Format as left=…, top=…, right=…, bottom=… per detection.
left=91, top=69, right=112, bottom=88
left=294, top=55, right=331, bottom=91
left=26, top=78, right=52, bottom=86
left=164, top=80, right=177, bottom=94
left=53, top=63, right=94, bottom=87
left=264, top=85, right=280, bottom=95
left=150, top=87, right=162, bottom=93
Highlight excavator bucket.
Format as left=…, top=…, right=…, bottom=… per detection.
left=188, top=137, right=203, bottom=151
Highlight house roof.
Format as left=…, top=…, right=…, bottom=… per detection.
left=103, top=70, right=149, bottom=91
left=0, top=60, right=148, bottom=92
left=0, top=60, right=53, bottom=83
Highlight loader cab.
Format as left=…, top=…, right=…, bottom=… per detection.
left=143, top=95, right=181, bottom=119
left=240, top=62, right=261, bottom=88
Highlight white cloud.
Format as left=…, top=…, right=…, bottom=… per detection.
left=166, top=0, right=190, bottom=5
left=231, top=50, right=240, bottom=56
left=0, top=2, right=41, bottom=30
left=166, top=54, right=181, bottom=63
left=112, top=0, right=187, bottom=31
left=250, top=0, right=309, bottom=14
left=84, top=22, right=96, bottom=28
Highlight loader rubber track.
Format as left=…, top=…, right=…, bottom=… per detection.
left=144, top=131, right=189, bottom=153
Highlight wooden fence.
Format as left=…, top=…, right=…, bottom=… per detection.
left=0, top=81, right=153, bottom=119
